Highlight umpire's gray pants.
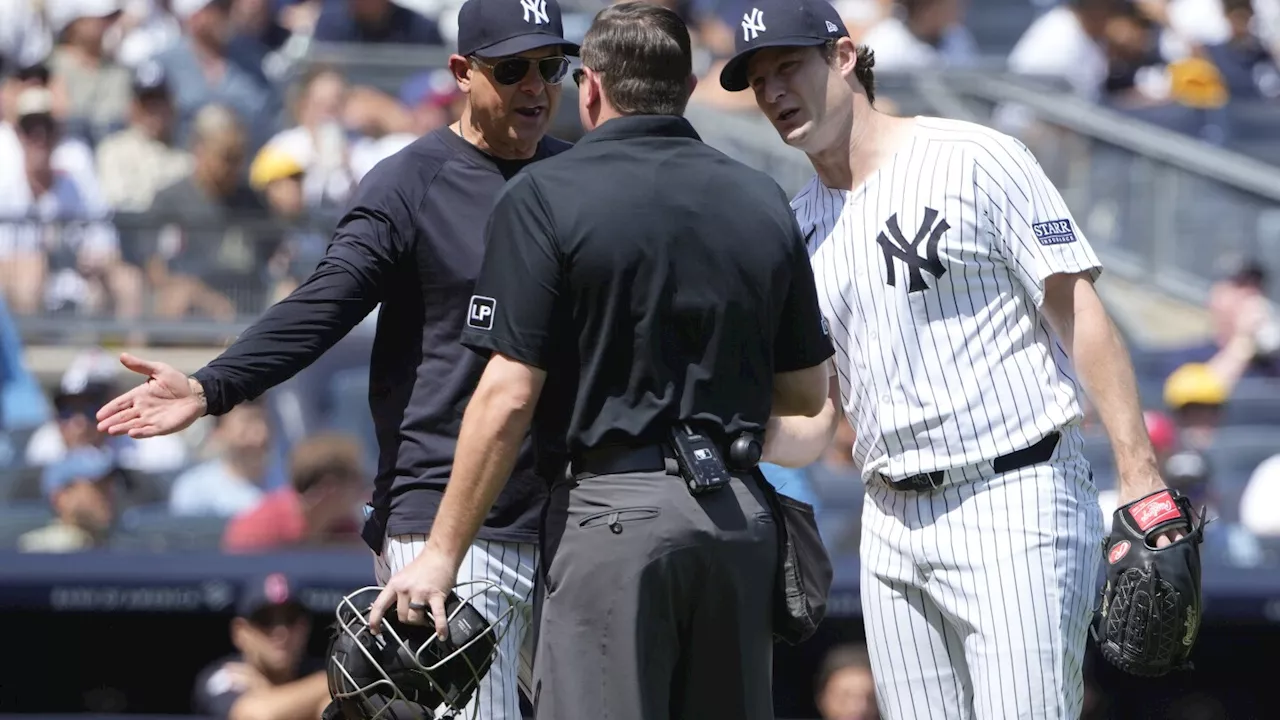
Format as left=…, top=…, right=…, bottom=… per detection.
left=532, top=467, right=778, bottom=720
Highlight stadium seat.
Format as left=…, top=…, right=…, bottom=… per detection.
left=1254, top=536, right=1280, bottom=565
left=0, top=501, right=54, bottom=549
left=1222, top=379, right=1280, bottom=426
left=964, top=0, right=1043, bottom=57
left=325, top=368, right=378, bottom=475
left=110, top=505, right=228, bottom=552
left=2, top=465, right=45, bottom=502
left=1204, top=426, right=1280, bottom=524
left=1213, top=101, right=1280, bottom=165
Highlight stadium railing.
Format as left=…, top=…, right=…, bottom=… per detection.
left=3, top=548, right=1280, bottom=621
left=918, top=70, right=1280, bottom=307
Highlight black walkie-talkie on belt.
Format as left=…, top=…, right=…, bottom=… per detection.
left=669, top=423, right=733, bottom=496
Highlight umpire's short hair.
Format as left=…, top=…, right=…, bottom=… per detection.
left=580, top=1, right=693, bottom=117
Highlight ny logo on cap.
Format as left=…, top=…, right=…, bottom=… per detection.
left=521, top=0, right=549, bottom=25
left=742, top=8, right=766, bottom=42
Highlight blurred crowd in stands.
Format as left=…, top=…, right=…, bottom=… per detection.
left=0, top=0, right=1275, bottom=325
left=0, top=4, right=1275, bottom=720
left=0, top=0, right=1275, bottom=566
left=2, top=344, right=372, bottom=554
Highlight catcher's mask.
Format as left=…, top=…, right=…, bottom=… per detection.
left=324, top=581, right=516, bottom=720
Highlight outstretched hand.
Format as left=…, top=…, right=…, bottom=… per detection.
left=95, top=353, right=206, bottom=439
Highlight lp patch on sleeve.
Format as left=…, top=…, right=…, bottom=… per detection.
left=467, top=295, right=496, bottom=330
left=1033, top=219, right=1077, bottom=246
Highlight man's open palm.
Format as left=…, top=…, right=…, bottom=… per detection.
left=95, top=353, right=205, bottom=439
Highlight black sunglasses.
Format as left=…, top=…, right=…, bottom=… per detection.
left=573, top=68, right=585, bottom=87
left=473, top=56, right=569, bottom=86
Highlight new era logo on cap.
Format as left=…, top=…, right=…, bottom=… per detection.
left=468, top=295, right=496, bottom=330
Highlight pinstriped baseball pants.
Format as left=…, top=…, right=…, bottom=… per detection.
left=860, top=426, right=1105, bottom=720
left=374, top=535, right=537, bottom=720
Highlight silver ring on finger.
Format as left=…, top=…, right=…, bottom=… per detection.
left=408, top=601, right=428, bottom=611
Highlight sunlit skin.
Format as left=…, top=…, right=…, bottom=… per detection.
left=742, top=39, right=902, bottom=193
left=447, top=45, right=566, bottom=160
left=745, top=43, right=855, bottom=155
left=231, top=605, right=310, bottom=684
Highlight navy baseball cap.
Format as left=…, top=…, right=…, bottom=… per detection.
left=719, top=0, right=849, bottom=92
left=238, top=572, right=306, bottom=619
left=457, top=0, right=579, bottom=58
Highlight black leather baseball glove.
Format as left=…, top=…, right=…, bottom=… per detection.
left=1092, top=488, right=1206, bottom=677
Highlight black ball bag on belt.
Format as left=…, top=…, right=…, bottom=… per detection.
left=758, top=476, right=834, bottom=645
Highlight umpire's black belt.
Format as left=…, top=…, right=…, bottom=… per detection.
left=883, top=431, right=1061, bottom=492
left=568, top=443, right=678, bottom=478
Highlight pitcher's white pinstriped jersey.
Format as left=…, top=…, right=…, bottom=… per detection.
left=793, top=116, right=1101, bottom=482
left=793, top=116, right=1106, bottom=720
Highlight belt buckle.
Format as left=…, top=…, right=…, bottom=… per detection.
left=886, top=470, right=944, bottom=492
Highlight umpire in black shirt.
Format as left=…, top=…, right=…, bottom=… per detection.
left=368, top=3, right=836, bottom=718
left=97, top=0, right=581, bottom=716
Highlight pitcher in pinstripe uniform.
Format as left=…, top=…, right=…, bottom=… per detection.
left=719, top=1, right=1191, bottom=718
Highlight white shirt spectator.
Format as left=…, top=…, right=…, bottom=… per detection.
left=349, top=134, right=415, bottom=182
left=113, top=0, right=183, bottom=68
left=832, top=0, right=891, bottom=34
left=1159, top=0, right=1280, bottom=59
left=169, top=459, right=266, bottom=517
left=859, top=16, right=978, bottom=71
left=0, top=0, right=53, bottom=70
left=1241, top=454, right=1280, bottom=536
left=1007, top=5, right=1109, bottom=100
left=26, top=424, right=189, bottom=471
left=0, top=123, right=106, bottom=211
left=0, top=125, right=119, bottom=311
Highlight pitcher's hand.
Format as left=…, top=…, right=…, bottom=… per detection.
left=1117, top=476, right=1193, bottom=548
left=96, top=353, right=206, bottom=438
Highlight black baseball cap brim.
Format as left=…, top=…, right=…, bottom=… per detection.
left=719, top=36, right=827, bottom=92
left=469, top=32, right=580, bottom=58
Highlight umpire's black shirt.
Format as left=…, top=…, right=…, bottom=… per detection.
left=460, top=115, right=833, bottom=461
left=191, top=128, right=571, bottom=549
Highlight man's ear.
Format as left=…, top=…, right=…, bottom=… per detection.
left=686, top=73, right=698, bottom=97
left=584, top=69, right=601, bottom=108
left=230, top=617, right=250, bottom=649
left=448, top=54, right=473, bottom=93
left=834, top=37, right=859, bottom=79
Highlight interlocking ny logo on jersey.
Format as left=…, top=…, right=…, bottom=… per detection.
left=521, top=0, right=549, bottom=25
left=742, top=8, right=766, bottom=41
left=876, top=208, right=949, bottom=293
left=468, top=295, right=496, bottom=330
